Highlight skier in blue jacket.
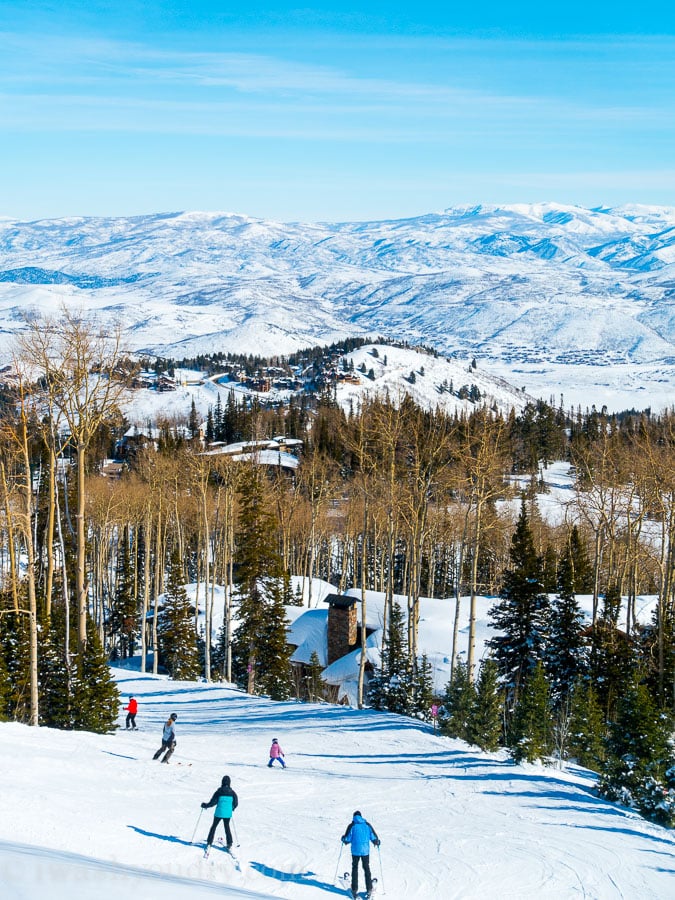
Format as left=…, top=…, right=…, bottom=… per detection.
left=342, top=810, right=380, bottom=899
left=201, top=775, right=239, bottom=852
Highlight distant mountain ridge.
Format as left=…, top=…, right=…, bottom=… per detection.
left=1, top=202, right=674, bottom=410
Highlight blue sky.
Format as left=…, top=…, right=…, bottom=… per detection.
left=1, top=1, right=674, bottom=221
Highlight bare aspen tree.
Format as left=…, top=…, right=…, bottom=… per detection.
left=1, top=367, right=41, bottom=724
left=572, top=429, right=625, bottom=625
left=297, top=451, right=338, bottom=607
left=457, top=411, right=507, bottom=679
left=18, top=309, right=127, bottom=653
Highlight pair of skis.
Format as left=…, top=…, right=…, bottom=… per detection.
left=339, top=872, right=378, bottom=898
left=203, top=838, right=241, bottom=871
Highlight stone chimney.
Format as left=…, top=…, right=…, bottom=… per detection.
left=325, top=594, right=357, bottom=664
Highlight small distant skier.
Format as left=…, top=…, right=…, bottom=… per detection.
left=341, top=810, right=380, bottom=899
left=201, top=775, right=239, bottom=854
left=268, top=737, right=286, bottom=768
left=152, top=712, right=177, bottom=762
left=124, top=695, right=138, bottom=730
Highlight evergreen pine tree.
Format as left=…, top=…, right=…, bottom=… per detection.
left=368, top=602, right=412, bottom=714
left=205, top=407, right=214, bottom=443
left=189, top=398, right=199, bottom=439
left=70, top=618, right=120, bottom=733
left=510, top=661, right=553, bottom=763
left=158, top=548, right=200, bottom=680
left=305, top=650, right=325, bottom=702
left=567, top=679, right=606, bottom=771
left=469, top=658, right=503, bottom=752
left=214, top=394, right=224, bottom=441
left=488, top=503, right=551, bottom=707
left=0, top=629, right=10, bottom=721
left=255, top=587, right=293, bottom=701
left=109, top=529, right=137, bottom=659
left=410, top=654, right=434, bottom=721
left=591, top=584, right=635, bottom=720
left=598, top=676, right=675, bottom=827
left=38, top=608, right=73, bottom=729
left=568, top=525, right=594, bottom=593
left=232, top=465, right=290, bottom=696
left=1, top=608, right=32, bottom=723
left=547, top=546, right=588, bottom=708
left=441, top=660, right=476, bottom=742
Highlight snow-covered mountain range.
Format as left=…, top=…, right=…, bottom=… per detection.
left=2, top=202, right=675, bottom=411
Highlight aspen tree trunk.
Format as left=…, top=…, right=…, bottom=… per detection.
left=357, top=509, right=368, bottom=709
left=44, top=448, right=56, bottom=620
left=141, top=511, right=151, bottom=673
left=0, top=462, right=19, bottom=612
left=76, top=440, right=88, bottom=651
left=18, top=414, right=39, bottom=726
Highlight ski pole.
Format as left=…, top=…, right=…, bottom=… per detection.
left=231, top=816, right=240, bottom=848
left=190, top=807, right=204, bottom=845
left=377, top=843, right=386, bottom=894
left=333, top=842, right=344, bottom=884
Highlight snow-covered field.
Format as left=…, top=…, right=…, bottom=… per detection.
left=2, top=664, right=674, bottom=900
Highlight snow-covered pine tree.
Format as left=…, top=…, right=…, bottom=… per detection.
left=441, top=659, right=475, bottom=742
left=488, top=502, right=551, bottom=709
left=598, top=676, right=675, bottom=827
left=158, top=547, right=200, bottom=680
left=567, top=678, right=606, bottom=771
left=547, top=545, right=588, bottom=708
left=469, top=658, right=503, bottom=752
left=510, top=660, right=553, bottom=764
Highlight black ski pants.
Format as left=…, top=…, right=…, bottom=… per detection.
left=207, top=816, right=233, bottom=847
left=126, top=713, right=137, bottom=729
left=153, top=739, right=176, bottom=762
left=351, top=854, right=372, bottom=893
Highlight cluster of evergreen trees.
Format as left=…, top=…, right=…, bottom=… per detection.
left=0, top=602, right=119, bottom=733
left=439, top=503, right=675, bottom=827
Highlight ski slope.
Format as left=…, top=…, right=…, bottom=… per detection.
left=1, top=667, right=674, bottom=899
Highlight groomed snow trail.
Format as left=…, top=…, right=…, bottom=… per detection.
left=1, top=667, right=674, bottom=899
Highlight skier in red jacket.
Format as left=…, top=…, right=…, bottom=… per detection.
left=124, top=696, right=138, bottom=730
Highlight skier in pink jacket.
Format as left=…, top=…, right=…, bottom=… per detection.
left=268, top=738, right=286, bottom=768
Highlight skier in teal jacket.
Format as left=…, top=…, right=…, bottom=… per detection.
left=202, top=775, right=239, bottom=850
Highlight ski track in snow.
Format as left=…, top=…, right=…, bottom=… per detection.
left=2, top=666, right=675, bottom=899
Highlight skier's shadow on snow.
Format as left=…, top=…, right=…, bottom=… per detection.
left=127, top=826, right=195, bottom=848
left=250, top=861, right=346, bottom=895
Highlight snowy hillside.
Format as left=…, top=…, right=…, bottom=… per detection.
left=2, top=203, right=675, bottom=411
left=118, top=343, right=531, bottom=429
left=1, top=665, right=674, bottom=900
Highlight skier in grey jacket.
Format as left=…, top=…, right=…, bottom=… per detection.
left=201, top=775, right=239, bottom=850
left=152, top=712, right=177, bottom=762
left=342, top=810, right=380, bottom=898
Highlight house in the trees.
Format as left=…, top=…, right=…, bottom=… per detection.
left=287, top=593, right=381, bottom=705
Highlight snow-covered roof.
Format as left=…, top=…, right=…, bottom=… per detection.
left=288, top=609, right=328, bottom=667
